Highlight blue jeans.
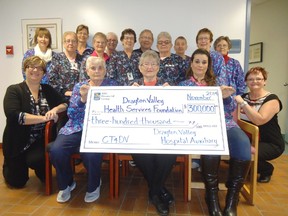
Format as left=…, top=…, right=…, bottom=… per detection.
left=227, top=127, right=251, bottom=161
left=49, top=132, right=102, bottom=192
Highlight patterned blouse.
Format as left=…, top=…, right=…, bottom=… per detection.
left=157, top=53, right=188, bottom=86
left=49, top=52, right=83, bottom=98
left=178, top=77, right=237, bottom=129
left=20, top=85, right=50, bottom=151
left=210, top=50, right=227, bottom=84
left=106, top=51, right=142, bottom=86
left=225, top=56, right=246, bottom=95
left=22, top=49, right=56, bottom=84
left=59, top=78, right=118, bottom=135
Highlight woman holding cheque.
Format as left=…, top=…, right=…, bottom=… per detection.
left=131, top=50, right=175, bottom=216
left=49, top=57, right=117, bottom=203
left=179, top=48, right=251, bottom=216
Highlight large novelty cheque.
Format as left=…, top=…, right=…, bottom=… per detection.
left=80, top=86, right=229, bottom=155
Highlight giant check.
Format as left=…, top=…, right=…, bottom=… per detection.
left=80, top=86, right=229, bottom=155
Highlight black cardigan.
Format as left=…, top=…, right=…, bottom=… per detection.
left=2, top=82, right=67, bottom=158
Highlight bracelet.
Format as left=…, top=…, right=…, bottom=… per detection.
left=240, top=101, right=248, bottom=108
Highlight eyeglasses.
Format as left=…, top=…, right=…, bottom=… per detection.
left=198, top=37, right=210, bottom=41
left=141, top=36, right=153, bottom=41
left=246, top=78, right=264, bottom=82
left=157, top=40, right=170, bottom=45
left=27, top=65, right=43, bottom=71
left=64, top=40, right=77, bottom=44
left=89, top=66, right=104, bottom=71
left=107, top=39, right=117, bottom=43
left=216, top=44, right=228, bottom=48
left=124, top=36, right=135, bottom=41
left=141, top=62, right=159, bottom=69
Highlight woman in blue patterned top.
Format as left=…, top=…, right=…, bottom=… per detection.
left=49, top=56, right=118, bottom=203
left=49, top=32, right=83, bottom=99
left=106, top=28, right=142, bottom=86
left=76, top=24, right=94, bottom=58
left=131, top=50, right=175, bottom=216
left=156, top=32, right=188, bottom=85
left=22, top=28, right=55, bottom=84
left=214, top=36, right=246, bottom=95
left=179, top=49, right=251, bottom=216
left=196, top=28, right=227, bottom=83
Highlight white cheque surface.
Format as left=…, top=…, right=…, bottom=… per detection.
left=80, top=86, right=229, bottom=155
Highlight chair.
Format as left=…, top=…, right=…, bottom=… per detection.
left=44, top=119, right=115, bottom=199
left=114, top=154, right=189, bottom=202
left=187, top=118, right=259, bottom=205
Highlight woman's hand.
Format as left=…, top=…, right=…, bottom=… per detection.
left=220, top=86, right=235, bottom=98
left=45, top=110, right=59, bottom=123
left=234, top=95, right=244, bottom=104
left=131, top=82, right=140, bottom=86
left=162, top=82, right=170, bottom=86
left=80, top=84, right=90, bottom=103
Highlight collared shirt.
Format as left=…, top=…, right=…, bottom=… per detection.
left=59, top=78, right=118, bottom=135
left=157, top=53, right=188, bottom=86
left=106, top=51, right=142, bottom=86
left=49, top=52, right=83, bottom=98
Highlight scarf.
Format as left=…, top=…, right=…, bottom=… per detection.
left=34, top=44, right=52, bottom=62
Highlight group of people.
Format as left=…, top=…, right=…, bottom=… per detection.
left=2, top=24, right=285, bottom=216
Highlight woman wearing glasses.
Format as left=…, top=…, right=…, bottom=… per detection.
left=3, top=56, right=67, bottom=188
left=156, top=32, right=187, bottom=85
left=214, top=36, right=245, bottom=95
left=131, top=50, right=175, bottom=216
left=76, top=24, right=94, bottom=58
left=106, top=28, right=142, bottom=86
left=49, top=31, right=82, bottom=100
left=235, top=67, right=285, bottom=183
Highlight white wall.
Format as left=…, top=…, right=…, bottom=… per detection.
left=0, top=0, right=248, bottom=141
left=250, top=0, right=288, bottom=137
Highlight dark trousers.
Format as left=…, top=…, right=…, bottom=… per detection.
left=132, top=154, right=177, bottom=197
left=258, top=141, right=284, bottom=176
left=3, top=137, right=45, bottom=188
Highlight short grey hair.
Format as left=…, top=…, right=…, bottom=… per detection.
left=139, top=50, right=160, bottom=66
left=157, top=31, right=172, bottom=43
left=86, top=56, right=106, bottom=70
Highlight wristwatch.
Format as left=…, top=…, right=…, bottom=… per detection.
left=240, top=101, right=248, bottom=108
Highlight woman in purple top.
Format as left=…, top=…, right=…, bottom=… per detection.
left=214, top=36, right=246, bottom=95
left=49, top=56, right=118, bottom=203
left=22, top=28, right=55, bottom=84
left=179, top=49, right=251, bottom=216
left=106, top=28, right=142, bottom=86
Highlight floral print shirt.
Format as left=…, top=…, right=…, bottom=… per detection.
left=49, top=52, right=83, bottom=98
left=157, top=53, right=188, bottom=86
left=106, top=51, right=142, bottom=86
left=225, top=57, right=246, bottom=95
left=59, top=78, right=118, bottom=135
left=22, top=49, right=56, bottom=84
left=210, top=50, right=228, bottom=84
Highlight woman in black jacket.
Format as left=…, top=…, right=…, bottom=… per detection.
left=3, top=56, right=67, bottom=188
